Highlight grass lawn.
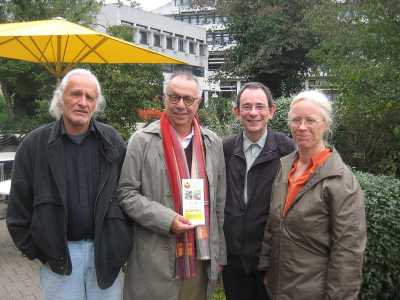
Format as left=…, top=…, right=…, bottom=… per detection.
left=212, top=280, right=226, bottom=300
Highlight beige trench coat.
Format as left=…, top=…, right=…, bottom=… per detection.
left=259, top=148, right=366, bottom=300
left=118, top=120, right=227, bottom=300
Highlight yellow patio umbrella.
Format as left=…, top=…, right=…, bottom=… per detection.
left=0, top=18, right=186, bottom=81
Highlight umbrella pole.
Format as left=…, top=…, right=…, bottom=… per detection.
left=56, top=36, right=62, bottom=85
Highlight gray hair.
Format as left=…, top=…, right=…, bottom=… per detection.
left=164, top=71, right=202, bottom=98
left=236, top=82, right=274, bottom=108
left=289, top=90, right=333, bottom=129
left=49, top=68, right=105, bottom=119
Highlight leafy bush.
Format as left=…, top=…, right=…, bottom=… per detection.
left=269, top=96, right=291, bottom=136
left=0, top=95, right=7, bottom=122
left=90, top=63, right=164, bottom=137
left=333, top=94, right=400, bottom=177
left=199, top=96, right=240, bottom=138
left=355, top=171, right=400, bottom=299
left=0, top=99, right=52, bottom=134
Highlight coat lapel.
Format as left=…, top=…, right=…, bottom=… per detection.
left=252, top=130, right=280, bottom=167
left=47, top=121, right=67, bottom=208
left=283, top=149, right=344, bottom=216
left=143, top=121, right=165, bottom=162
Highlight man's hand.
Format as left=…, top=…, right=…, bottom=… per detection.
left=170, top=215, right=195, bottom=236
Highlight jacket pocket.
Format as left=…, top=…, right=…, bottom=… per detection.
left=31, top=196, right=65, bottom=258
left=223, top=211, right=244, bottom=255
left=101, top=199, right=133, bottom=267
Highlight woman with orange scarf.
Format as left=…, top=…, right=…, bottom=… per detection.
left=259, top=90, right=367, bottom=300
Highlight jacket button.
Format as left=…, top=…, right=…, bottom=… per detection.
left=164, top=244, right=170, bottom=250
left=59, top=256, right=64, bottom=261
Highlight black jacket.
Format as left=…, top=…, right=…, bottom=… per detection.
left=6, top=119, right=133, bottom=289
left=223, top=129, right=295, bottom=273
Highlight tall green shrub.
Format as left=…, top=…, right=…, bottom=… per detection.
left=355, top=171, right=400, bottom=299
left=199, top=96, right=240, bottom=138
left=269, top=96, right=291, bottom=136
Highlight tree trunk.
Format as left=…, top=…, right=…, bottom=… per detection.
left=0, top=80, right=15, bottom=119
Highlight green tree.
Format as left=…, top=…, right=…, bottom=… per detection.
left=8, top=0, right=101, bottom=23
left=307, top=0, right=400, bottom=176
left=90, top=24, right=164, bottom=139
left=218, top=0, right=318, bottom=97
left=92, top=63, right=163, bottom=138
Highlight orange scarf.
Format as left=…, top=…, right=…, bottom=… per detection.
left=283, top=148, right=332, bottom=216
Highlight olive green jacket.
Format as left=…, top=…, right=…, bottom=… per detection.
left=118, top=120, right=226, bottom=300
left=259, top=148, right=366, bottom=300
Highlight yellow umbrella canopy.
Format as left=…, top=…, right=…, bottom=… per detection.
left=0, top=18, right=185, bottom=79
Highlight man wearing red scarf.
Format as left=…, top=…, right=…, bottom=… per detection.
left=118, top=72, right=227, bottom=300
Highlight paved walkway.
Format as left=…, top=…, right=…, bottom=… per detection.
left=0, top=218, right=42, bottom=300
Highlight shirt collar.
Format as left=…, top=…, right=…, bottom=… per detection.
left=242, top=127, right=268, bottom=152
left=181, top=127, right=194, bottom=149
left=60, top=117, right=96, bottom=137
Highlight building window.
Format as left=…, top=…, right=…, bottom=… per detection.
left=206, top=33, right=213, bottom=44
left=178, top=39, right=184, bottom=52
left=209, top=53, right=224, bottom=71
left=153, top=34, right=161, bottom=47
left=223, top=33, right=231, bottom=44
left=216, top=16, right=224, bottom=24
left=214, top=33, right=223, bottom=45
left=139, top=30, right=148, bottom=45
left=189, top=41, right=195, bottom=54
left=193, top=67, right=204, bottom=77
left=199, top=44, right=206, bottom=56
left=202, top=17, right=209, bottom=24
left=166, top=36, right=174, bottom=50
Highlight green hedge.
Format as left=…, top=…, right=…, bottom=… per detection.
left=356, top=171, right=400, bottom=299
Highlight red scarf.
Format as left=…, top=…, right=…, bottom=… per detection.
left=160, top=112, right=210, bottom=279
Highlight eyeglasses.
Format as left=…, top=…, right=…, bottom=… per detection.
left=240, top=104, right=268, bottom=112
left=288, top=117, right=322, bottom=127
left=167, top=94, right=197, bottom=106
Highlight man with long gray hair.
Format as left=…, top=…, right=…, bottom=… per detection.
left=7, top=68, right=132, bottom=300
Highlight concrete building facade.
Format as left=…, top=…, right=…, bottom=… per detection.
left=95, top=3, right=210, bottom=100
left=152, top=0, right=244, bottom=97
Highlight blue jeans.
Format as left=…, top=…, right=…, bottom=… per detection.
left=40, top=240, right=123, bottom=300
